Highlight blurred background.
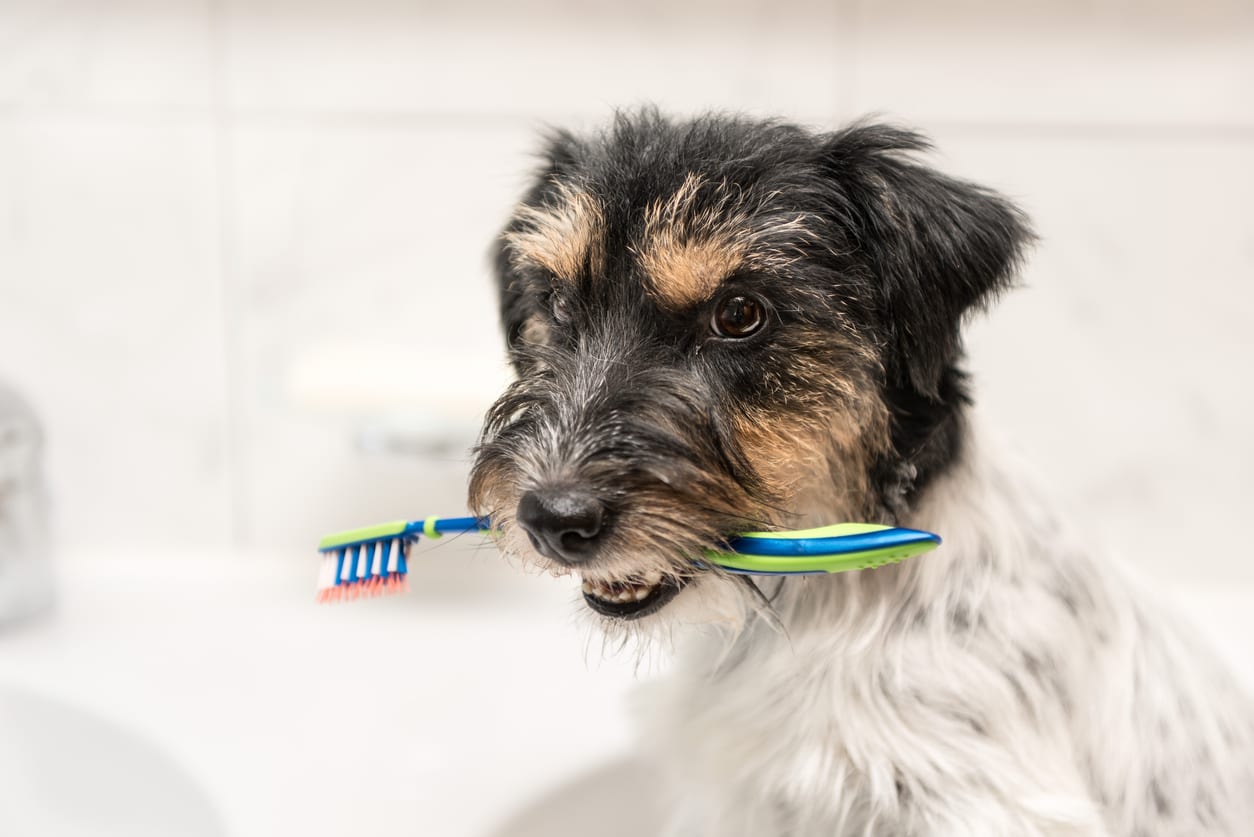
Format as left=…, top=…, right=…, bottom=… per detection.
left=0, top=1, right=1250, bottom=835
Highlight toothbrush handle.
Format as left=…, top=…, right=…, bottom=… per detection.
left=416, top=516, right=491, bottom=538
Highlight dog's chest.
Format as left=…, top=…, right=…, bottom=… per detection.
left=644, top=623, right=949, bottom=832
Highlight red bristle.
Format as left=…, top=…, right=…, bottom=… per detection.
left=315, top=568, right=413, bottom=604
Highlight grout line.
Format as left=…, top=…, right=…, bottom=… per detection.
left=207, top=0, right=249, bottom=548
left=917, top=120, right=1254, bottom=143
left=1, top=100, right=1251, bottom=144
left=0, top=102, right=548, bottom=130
left=194, top=106, right=553, bottom=133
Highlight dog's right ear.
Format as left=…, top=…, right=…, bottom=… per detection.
left=493, top=130, right=584, bottom=365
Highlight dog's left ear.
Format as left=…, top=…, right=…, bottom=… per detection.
left=492, top=129, right=585, bottom=368
left=820, top=124, right=1034, bottom=398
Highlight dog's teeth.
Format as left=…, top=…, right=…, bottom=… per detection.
left=581, top=574, right=664, bottom=606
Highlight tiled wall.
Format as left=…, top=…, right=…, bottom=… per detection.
left=0, top=0, right=1250, bottom=582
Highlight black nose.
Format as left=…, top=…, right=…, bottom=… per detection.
left=516, top=489, right=605, bottom=564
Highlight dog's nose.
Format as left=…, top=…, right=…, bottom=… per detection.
left=516, top=489, right=605, bottom=564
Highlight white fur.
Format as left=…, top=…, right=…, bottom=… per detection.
left=629, top=421, right=1254, bottom=836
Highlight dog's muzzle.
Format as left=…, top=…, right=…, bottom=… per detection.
left=514, top=485, right=690, bottom=620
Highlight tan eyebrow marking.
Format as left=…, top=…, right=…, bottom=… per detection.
left=636, top=174, right=744, bottom=309
left=503, top=181, right=604, bottom=282
left=636, top=173, right=815, bottom=309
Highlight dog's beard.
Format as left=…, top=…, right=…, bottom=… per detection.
left=475, top=485, right=788, bottom=661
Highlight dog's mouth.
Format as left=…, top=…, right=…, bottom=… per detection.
left=580, top=571, right=689, bottom=620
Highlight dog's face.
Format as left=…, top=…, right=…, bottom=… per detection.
left=470, top=112, right=1030, bottom=629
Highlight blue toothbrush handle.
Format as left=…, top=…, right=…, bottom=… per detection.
left=410, top=516, right=492, bottom=539
left=726, top=527, right=938, bottom=556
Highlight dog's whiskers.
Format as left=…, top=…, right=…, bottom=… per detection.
left=735, top=574, right=787, bottom=637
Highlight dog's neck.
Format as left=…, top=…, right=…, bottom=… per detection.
left=874, top=367, right=973, bottom=522
left=729, top=413, right=1057, bottom=650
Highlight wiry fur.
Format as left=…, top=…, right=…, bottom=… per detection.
left=469, top=110, right=1254, bottom=836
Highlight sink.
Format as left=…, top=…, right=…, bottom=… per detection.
left=0, top=684, right=227, bottom=837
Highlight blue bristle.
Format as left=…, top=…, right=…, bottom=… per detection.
left=335, top=548, right=348, bottom=586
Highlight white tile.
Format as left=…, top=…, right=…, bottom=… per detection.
left=0, top=114, right=232, bottom=549
left=846, top=0, right=1254, bottom=127
left=222, top=0, right=843, bottom=122
left=0, top=0, right=212, bottom=108
left=227, top=120, right=536, bottom=548
left=926, top=133, right=1254, bottom=583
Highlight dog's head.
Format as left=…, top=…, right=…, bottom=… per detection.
left=470, top=111, right=1031, bottom=628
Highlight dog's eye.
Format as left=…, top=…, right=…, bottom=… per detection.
left=547, top=291, right=571, bottom=324
left=711, top=294, right=767, bottom=339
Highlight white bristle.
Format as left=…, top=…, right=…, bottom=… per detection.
left=338, top=548, right=353, bottom=583
left=355, top=545, right=368, bottom=580
left=370, top=542, right=383, bottom=577
left=318, top=554, right=336, bottom=590
left=386, top=539, right=400, bottom=573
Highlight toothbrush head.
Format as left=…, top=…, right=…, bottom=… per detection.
left=314, top=516, right=487, bottom=603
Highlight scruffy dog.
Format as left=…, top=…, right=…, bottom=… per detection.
left=469, top=110, right=1254, bottom=836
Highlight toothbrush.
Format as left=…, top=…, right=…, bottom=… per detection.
left=315, top=516, right=940, bottom=603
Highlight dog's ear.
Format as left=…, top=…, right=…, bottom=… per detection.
left=820, top=123, right=1034, bottom=397
left=490, top=233, right=532, bottom=361
left=493, top=129, right=584, bottom=365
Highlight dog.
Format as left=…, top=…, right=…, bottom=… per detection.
left=468, top=110, right=1254, bottom=836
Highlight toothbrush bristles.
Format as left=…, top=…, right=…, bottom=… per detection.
left=315, top=537, right=413, bottom=605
